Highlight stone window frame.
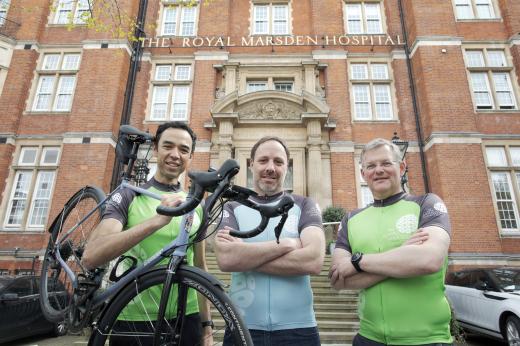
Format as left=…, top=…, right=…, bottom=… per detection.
left=146, top=59, right=194, bottom=123
left=0, top=0, right=11, bottom=25
left=452, top=0, right=501, bottom=21
left=26, top=50, right=82, bottom=114
left=484, top=143, right=520, bottom=235
left=355, top=154, right=374, bottom=207
left=50, top=0, right=90, bottom=25
left=250, top=0, right=292, bottom=36
left=463, top=45, right=520, bottom=112
left=348, top=58, right=399, bottom=122
left=343, top=0, right=387, bottom=35
left=157, top=1, right=199, bottom=37
left=0, top=141, right=61, bottom=232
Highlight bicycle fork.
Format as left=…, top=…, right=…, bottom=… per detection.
left=153, top=210, right=195, bottom=346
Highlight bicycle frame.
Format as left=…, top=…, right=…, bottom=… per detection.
left=53, top=177, right=198, bottom=313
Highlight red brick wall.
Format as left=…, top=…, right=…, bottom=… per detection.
left=426, top=144, right=502, bottom=253
left=2, top=0, right=520, bottom=271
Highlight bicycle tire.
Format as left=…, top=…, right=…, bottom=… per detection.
left=40, top=186, right=106, bottom=323
left=90, top=266, right=252, bottom=346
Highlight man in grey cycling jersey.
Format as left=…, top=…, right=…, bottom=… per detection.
left=215, top=136, right=325, bottom=346
left=82, top=122, right=213, bottom=346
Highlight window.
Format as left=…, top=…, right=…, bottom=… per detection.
left=53, top=0, right=90, bottom=24
left=31, top=53, right=80, bottom=112
left=161, top=3, right=198, bottom=36
left=4, top=146, right=60, bottom=230
left=465, top=49, right=517, bottom=110
left=357, top=161, right=373, bottom=207
left=0, top=0, right=10, bottom=25
left=485, top=145, right=520, bottom=233
left=350, top=62, right=394, bottom=121
left=247, top=80, right=268, bottom=93
left=252, top=3, right=289, bottom=35
left=150, top=64, right=192, bottom=121
left=274, top=81, right=293, bottom=92
left=245, top=78, right=295, bottom=94
left=454, top=0, right=497, bottom=20
left=344, top=1, right=383, bottom=34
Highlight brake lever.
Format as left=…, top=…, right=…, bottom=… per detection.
left=273, top=201, right=293, bottom=243
left=274, top=212, right=289, bottom=244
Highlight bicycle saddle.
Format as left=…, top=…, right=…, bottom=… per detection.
left=119, top=125, right=154, bottom=142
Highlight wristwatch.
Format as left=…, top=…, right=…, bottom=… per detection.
left=201, top=320, right=214, bottom=329
left=351, top=252, right=364, bottom=273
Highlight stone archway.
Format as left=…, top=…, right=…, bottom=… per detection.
left=209, top=90, right=333, bottom=207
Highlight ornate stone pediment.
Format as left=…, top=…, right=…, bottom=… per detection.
left=239, top=100, right=301, bottom=120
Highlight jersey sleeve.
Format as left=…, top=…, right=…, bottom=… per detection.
left=298, top=197, right=323, bottom=231
left=335, top=215, right=352, bottom=253
left=419, top=193, right=451, bottom=235
left=102, top=188, right=135, bottom=227
left=219, top=202, right=239, bottom=230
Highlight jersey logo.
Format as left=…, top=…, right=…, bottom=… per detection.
left=395, top=214, right=418, bottom=234
left=434, top=202, right=448, bottom=213
left=222, top=210, right=230, bottom=219
left=229, top=273, right=256, bottom=317
left=111, top=193, right=123, bottom=204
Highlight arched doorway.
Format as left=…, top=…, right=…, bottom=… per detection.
left=209, top=90, right=333, bottom=207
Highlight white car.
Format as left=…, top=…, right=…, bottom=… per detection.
left=445, top=268, right=520, bottom=346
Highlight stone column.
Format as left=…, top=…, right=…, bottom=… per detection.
left=306, top=120, right=322, bottom=203
left=302, top=61, right=318, bottom=95
left=218, top=120, right=234, bottom=164
left=224, top=63, right=239, bottom=96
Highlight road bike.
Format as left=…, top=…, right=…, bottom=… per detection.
left=38, top=125, right=294, bottom=345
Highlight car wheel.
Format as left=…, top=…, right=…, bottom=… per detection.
left=506, top=315, right=520, bottom=346
left=53, top=320, right=68, bottom=337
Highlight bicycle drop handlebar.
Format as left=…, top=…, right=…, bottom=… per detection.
left=155, top=159, right=295, bottom=241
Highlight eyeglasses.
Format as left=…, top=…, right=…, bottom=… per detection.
left=363, top=161, right=399, bottom=172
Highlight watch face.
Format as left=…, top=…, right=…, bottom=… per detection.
left=352, top=252, right=362, bottom=262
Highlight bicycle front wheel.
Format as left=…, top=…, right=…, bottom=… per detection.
left=40, top=186, right=106, bottom=322
left=90, top=267, right=252, bottom=346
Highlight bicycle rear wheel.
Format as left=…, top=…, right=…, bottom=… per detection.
left=40, top=186, right=106, bottom=322
left=90, top=266, right=252, bottom=346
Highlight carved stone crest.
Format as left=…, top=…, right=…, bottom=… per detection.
left=239, top=100, right=301, bottom=120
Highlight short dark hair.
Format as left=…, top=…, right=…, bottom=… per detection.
left=250, top=136, right=290, bottom=161
left=154, top=122, right=197, bottom=153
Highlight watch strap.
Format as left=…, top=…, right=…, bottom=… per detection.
left=201, top=320, right=214, bottom=329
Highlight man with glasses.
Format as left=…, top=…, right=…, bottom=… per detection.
left=329, top=138, right=453, bottom=346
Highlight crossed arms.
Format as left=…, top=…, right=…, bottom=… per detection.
left=329, top=227, right=450, bottom=290
left=214, top=226, right=325, bottom=276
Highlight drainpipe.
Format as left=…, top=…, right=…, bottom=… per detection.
left=110, top=0, right=149, bottom=190
left=397, top=0, right=430, bottom=193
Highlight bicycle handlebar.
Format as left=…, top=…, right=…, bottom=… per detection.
left=228, top=195, right=294, bottom=241
left=156, top=159, right=240, bottom=217
left=155, top=159, right=295, bottom=242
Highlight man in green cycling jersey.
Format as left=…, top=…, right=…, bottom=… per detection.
left=82, top=122, right=213, bottom=346
left=329, top=138, right=453, bottom=346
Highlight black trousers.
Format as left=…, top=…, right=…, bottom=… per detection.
left=353, top=333, right=453, bottom=346
left=109, top=313, right=202, bottom=346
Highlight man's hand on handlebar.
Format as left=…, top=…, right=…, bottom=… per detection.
left=155, top=194, right=184, bottom=227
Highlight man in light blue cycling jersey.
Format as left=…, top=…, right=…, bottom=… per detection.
left=215, top=136, right=325, bottom=346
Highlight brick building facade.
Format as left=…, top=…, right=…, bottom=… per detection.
left=0, top=0, right=519, bottom=274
